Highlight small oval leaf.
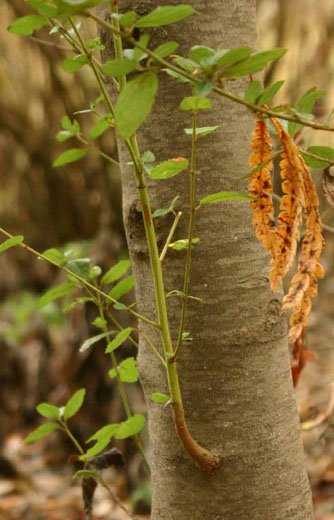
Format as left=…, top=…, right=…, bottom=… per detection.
left=64, top=388, right=86, bottom=420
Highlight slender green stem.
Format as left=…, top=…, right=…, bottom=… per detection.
left=96, top=299, right=150, bottom=473
left=68, top=17, right=116, bottom=119
left=160, top=211, right=182, bottom=262
left=139, top=327, right=167, bottom=367
left=299, top=147, right=334, bottom=166
left=106, top=25, right=219, bottom=473
left=0, top=227, right=158, bottom=329
left=76, top=134, right=120, bottom=168
left=61, top=419, right=85, bottom=455
left=109, top=2, right=126, bottom=92
left=85, top=11, right=334, bottom=133
left=171, top=112, right=197, bottom=362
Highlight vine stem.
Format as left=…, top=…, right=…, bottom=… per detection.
left=0, top=226, right=158, bottom=330
left=171, top=111, right=197, bottom=362
left=84, top=11, right=334, bottom=133
left=95, top=294, right=151, bottom=474
left=106, top=11, right=219, bottom=473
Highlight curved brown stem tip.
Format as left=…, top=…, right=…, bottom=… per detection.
left=173, top=407, right=220, bottom=474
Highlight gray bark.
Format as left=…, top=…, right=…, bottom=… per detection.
left=99, top=1, right=313, bottom=518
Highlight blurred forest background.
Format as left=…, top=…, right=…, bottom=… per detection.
left=0, top=0, right=333, bottom=519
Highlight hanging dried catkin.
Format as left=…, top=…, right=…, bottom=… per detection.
left=248, top=120, right=276, bottom=257
left=282, top=156, right=324, bottom=344
left=269, top=118, right=306, bottom=291
left=248, top=116, right=325, bottom=347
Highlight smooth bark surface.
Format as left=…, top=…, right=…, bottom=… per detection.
left=99, top=1, right=313, bottom=518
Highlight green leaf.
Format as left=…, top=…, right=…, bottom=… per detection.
left=119, top=11, right=137, bottom=27
left=193, top=81, right=213, bottom=98
left=61, top=54, right=89, bottom=73
left=153, top=41, right=179, bottom=59
left=53, top=148, right=88, bottom=167
left=88, top=118, right=112, bottom=140
left=151, top=392, right=170, bottom=403
left=89, top=266, right=102, bottom=279
left=56, top=131, right=73, bottom=142
left=109, top=357, right=138, bottom=383
left=24, top=422, right=61, bottom=443
left=141, top=150, right=155, bottom=163
left=66, top=258, right=91, bottom=279
left=133, top=33, right=150, bottom=62
left=92, top=317, right=107, bottom=330
left=61, top=116, right=80, bottom=133
left=38, top=282, right=76, bottom=308
left=36, top=403, right=60, bottom=419
left=165, top=69, right=191, bottom=83
left=108, top=275, right=134, bottom=300
left=257, top=80, right=284, bottom=105
left=82, top=424, right=119, bottom=459
left=302, top=146, right=334, bottom=168
left=150, top=158, right=188, bottom=180
left=79, top=331, right=112, bottom=353
left=115, top=414, right=145, bottom=439
left=174, top=57, right=198, bottom=71
left=115, top=73, right=158, bottom=139
left=200, top=191, right=253, bottom=205
left=244, top=80, right=262, bottom=103
left=102, top=59, right=136, bottom=78
left=168, top=238, right=199, bottom=251
left=28, top=0, right=60, bottom=17
left=288, top=87, right=325, bottom=137
left=113, top=302, right=128, bottom=311
left=153, top=208, right=170, bottom=218
left=0, top=235, right=23, bottom=253
left=166, top=289, right=204, bottom=302
left=63, top=388, right=86, bottom=420
left=74, top=469, right=99, bottom=479
left=216, top=46, right=252, bottom=68
left=188, top=45, right=215, bottom=64
left=184, top=126, right=219, bottom=137
left=135, top=5, right=195, bottom=28
left=101, top=259, right=131, bottom=285
left=180, top=96, right=212, bottom=111
left=221, top=48, right=286, bottom=78
left=105, top=327, right=133, bottom=354
left=8, top=15, right=48, bottom=36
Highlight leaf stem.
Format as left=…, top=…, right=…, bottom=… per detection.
left=170, top=111, right=197, bottom=362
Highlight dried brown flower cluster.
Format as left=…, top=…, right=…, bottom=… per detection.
left=248, top=117, right=324, bottom=350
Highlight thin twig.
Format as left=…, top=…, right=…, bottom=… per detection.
left=139, top=327, right=167, bottom=367
left=30, top=36, right=73, bottom=52
left=159, top=211, right=182, bottom=262
left=171, top=112, right=197, bottom=362
left=0, top=227, right=159, bottom=329
left=98, top=477, right=141, bottom=520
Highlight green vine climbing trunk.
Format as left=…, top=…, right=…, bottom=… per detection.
left=99, top=1, right=313, bottom=518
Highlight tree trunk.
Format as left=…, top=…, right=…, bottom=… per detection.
left=100, top=1, right=313, bottom=518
